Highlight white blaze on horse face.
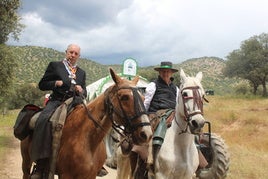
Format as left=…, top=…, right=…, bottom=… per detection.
left=183, top=88, right=202, bottom=114
left=139, top=114, right=153, bottom=143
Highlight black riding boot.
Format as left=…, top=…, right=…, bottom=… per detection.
left=30, top=158, right=49, bottom=179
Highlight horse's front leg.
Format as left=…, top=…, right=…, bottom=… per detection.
left=22, top=159, right=31, bottom=179
left=116, top=147, right=132, bottom=179
left=21, top=137, right=32, bottom=179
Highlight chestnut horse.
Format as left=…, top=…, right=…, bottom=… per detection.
left=20, top=68, right=153, bottom=179
left=116, top=69, right=206, bottom=179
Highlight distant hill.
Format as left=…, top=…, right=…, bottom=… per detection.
left=178, top=57, right=237, bottom=95
left=9, top=45, right=237, bottom=95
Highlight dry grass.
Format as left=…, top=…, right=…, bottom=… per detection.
left=204, top=96, right=268, bottom=179
left=1, top=98, right=268, bottom=178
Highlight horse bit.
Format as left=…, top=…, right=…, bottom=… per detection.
left=105, top=86, right=151, bottom=138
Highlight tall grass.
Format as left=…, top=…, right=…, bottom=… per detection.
left=204, top=96, right=268, bottom=179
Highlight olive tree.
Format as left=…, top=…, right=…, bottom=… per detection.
left=0, top=0, right=24, bottom=43
left=224, top=33, right=268, bottom=96
left=0, top=0, right=24, bottom=109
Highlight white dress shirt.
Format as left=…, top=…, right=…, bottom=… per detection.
left=144, top=82, right=180, bottom=111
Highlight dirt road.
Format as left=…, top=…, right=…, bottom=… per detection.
left=0, top=137, right=117, bottom=179
left=0, top=138, right=23, bottom=179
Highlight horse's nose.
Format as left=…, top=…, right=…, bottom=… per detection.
left=191, top=119, right=199, bottom=129
left=190, top=117, right=205, bottom=134
left=191, top=119, right=205, bottom=129
left=138, top=114, right=153, bottom=143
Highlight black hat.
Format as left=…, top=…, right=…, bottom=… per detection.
left=154, top=61, right=178, bottom=73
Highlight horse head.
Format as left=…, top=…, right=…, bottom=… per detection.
left=104, top=68, right=152, bottom=145
left=177, top=69, right=206, bottom=134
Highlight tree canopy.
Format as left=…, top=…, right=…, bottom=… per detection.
left=224, top=33, right=268, bottom=96
left=0, top=0, right=24, bottom=43
left=0, top=0, right=23, bottom=108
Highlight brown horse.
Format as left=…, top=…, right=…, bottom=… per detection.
left=20, top=68, right=153, bottom=179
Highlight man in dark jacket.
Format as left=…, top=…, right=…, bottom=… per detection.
left=30, top=44, right=87, bottom=179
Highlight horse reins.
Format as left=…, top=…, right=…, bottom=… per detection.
left=67, top=83, right=128, bottom=141
left=105, top=86, right=150, bottom=136
left=76, top=91, right=131, bottom=143
left=77, top=93, right=107, bottom=131
left=74, top=85, right=150, bottom=143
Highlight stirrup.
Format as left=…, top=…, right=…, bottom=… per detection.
left=30, top=165, right=43, bottom=179
left=30, top=165, right=38, bottom=175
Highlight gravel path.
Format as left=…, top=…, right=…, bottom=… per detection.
left=0, top=136, right=117, bottom=179
left=0, top=138, right=23, bottom=179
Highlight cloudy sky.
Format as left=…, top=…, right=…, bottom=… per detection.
left=7, top=0, right=268, bottom=66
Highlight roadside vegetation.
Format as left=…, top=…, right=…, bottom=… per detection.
left=0, top=96, right=267, bottom=178
left=0, top=110, right=19, bottom=159
left=204, top=95, right=268, bottom=179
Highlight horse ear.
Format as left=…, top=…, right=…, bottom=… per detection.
left=132, top=76, right=139, bottom=85
left=196, top=72, right=203, bottom=82
left=110, top=68, right=121, bottom=84
left=180, top=68, right=186, bottom=83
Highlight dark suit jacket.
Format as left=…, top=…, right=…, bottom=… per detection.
left=38, top=60, right=87, bottom=101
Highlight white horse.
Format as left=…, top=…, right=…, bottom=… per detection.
left=116, top=69, right=206, bottom=179
left=154, top=69, right=206, bottom=179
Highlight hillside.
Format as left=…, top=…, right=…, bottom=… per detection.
left=178, top=57, right=238, bottom=95
left=9, top=45, right=237, bottom=95
left=10, top=46, right=108, bottom=85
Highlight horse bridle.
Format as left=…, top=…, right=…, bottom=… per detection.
left=181, top=86, right=205, bottom=121
left=176, top=86, right=208, bottom=134
left=105, top=86, right=151, bottom=136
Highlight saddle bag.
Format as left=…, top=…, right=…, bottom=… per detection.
left=13, top=104, right=41, bottom=140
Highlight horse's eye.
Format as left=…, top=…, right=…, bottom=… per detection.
left=182, top=92, right=188, bottom=97
left=120, top=95, right=129, bottom=101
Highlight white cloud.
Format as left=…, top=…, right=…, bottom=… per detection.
left=7, top=0, right=268, bottom=66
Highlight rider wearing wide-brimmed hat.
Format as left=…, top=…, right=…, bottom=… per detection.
left=144, top=61, right=179, bottom=112
left=132, top=61, right=179, bottom=177
left=153, top=61, right=178, bottom=72
left=130, top=61, right=208, bottom=177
